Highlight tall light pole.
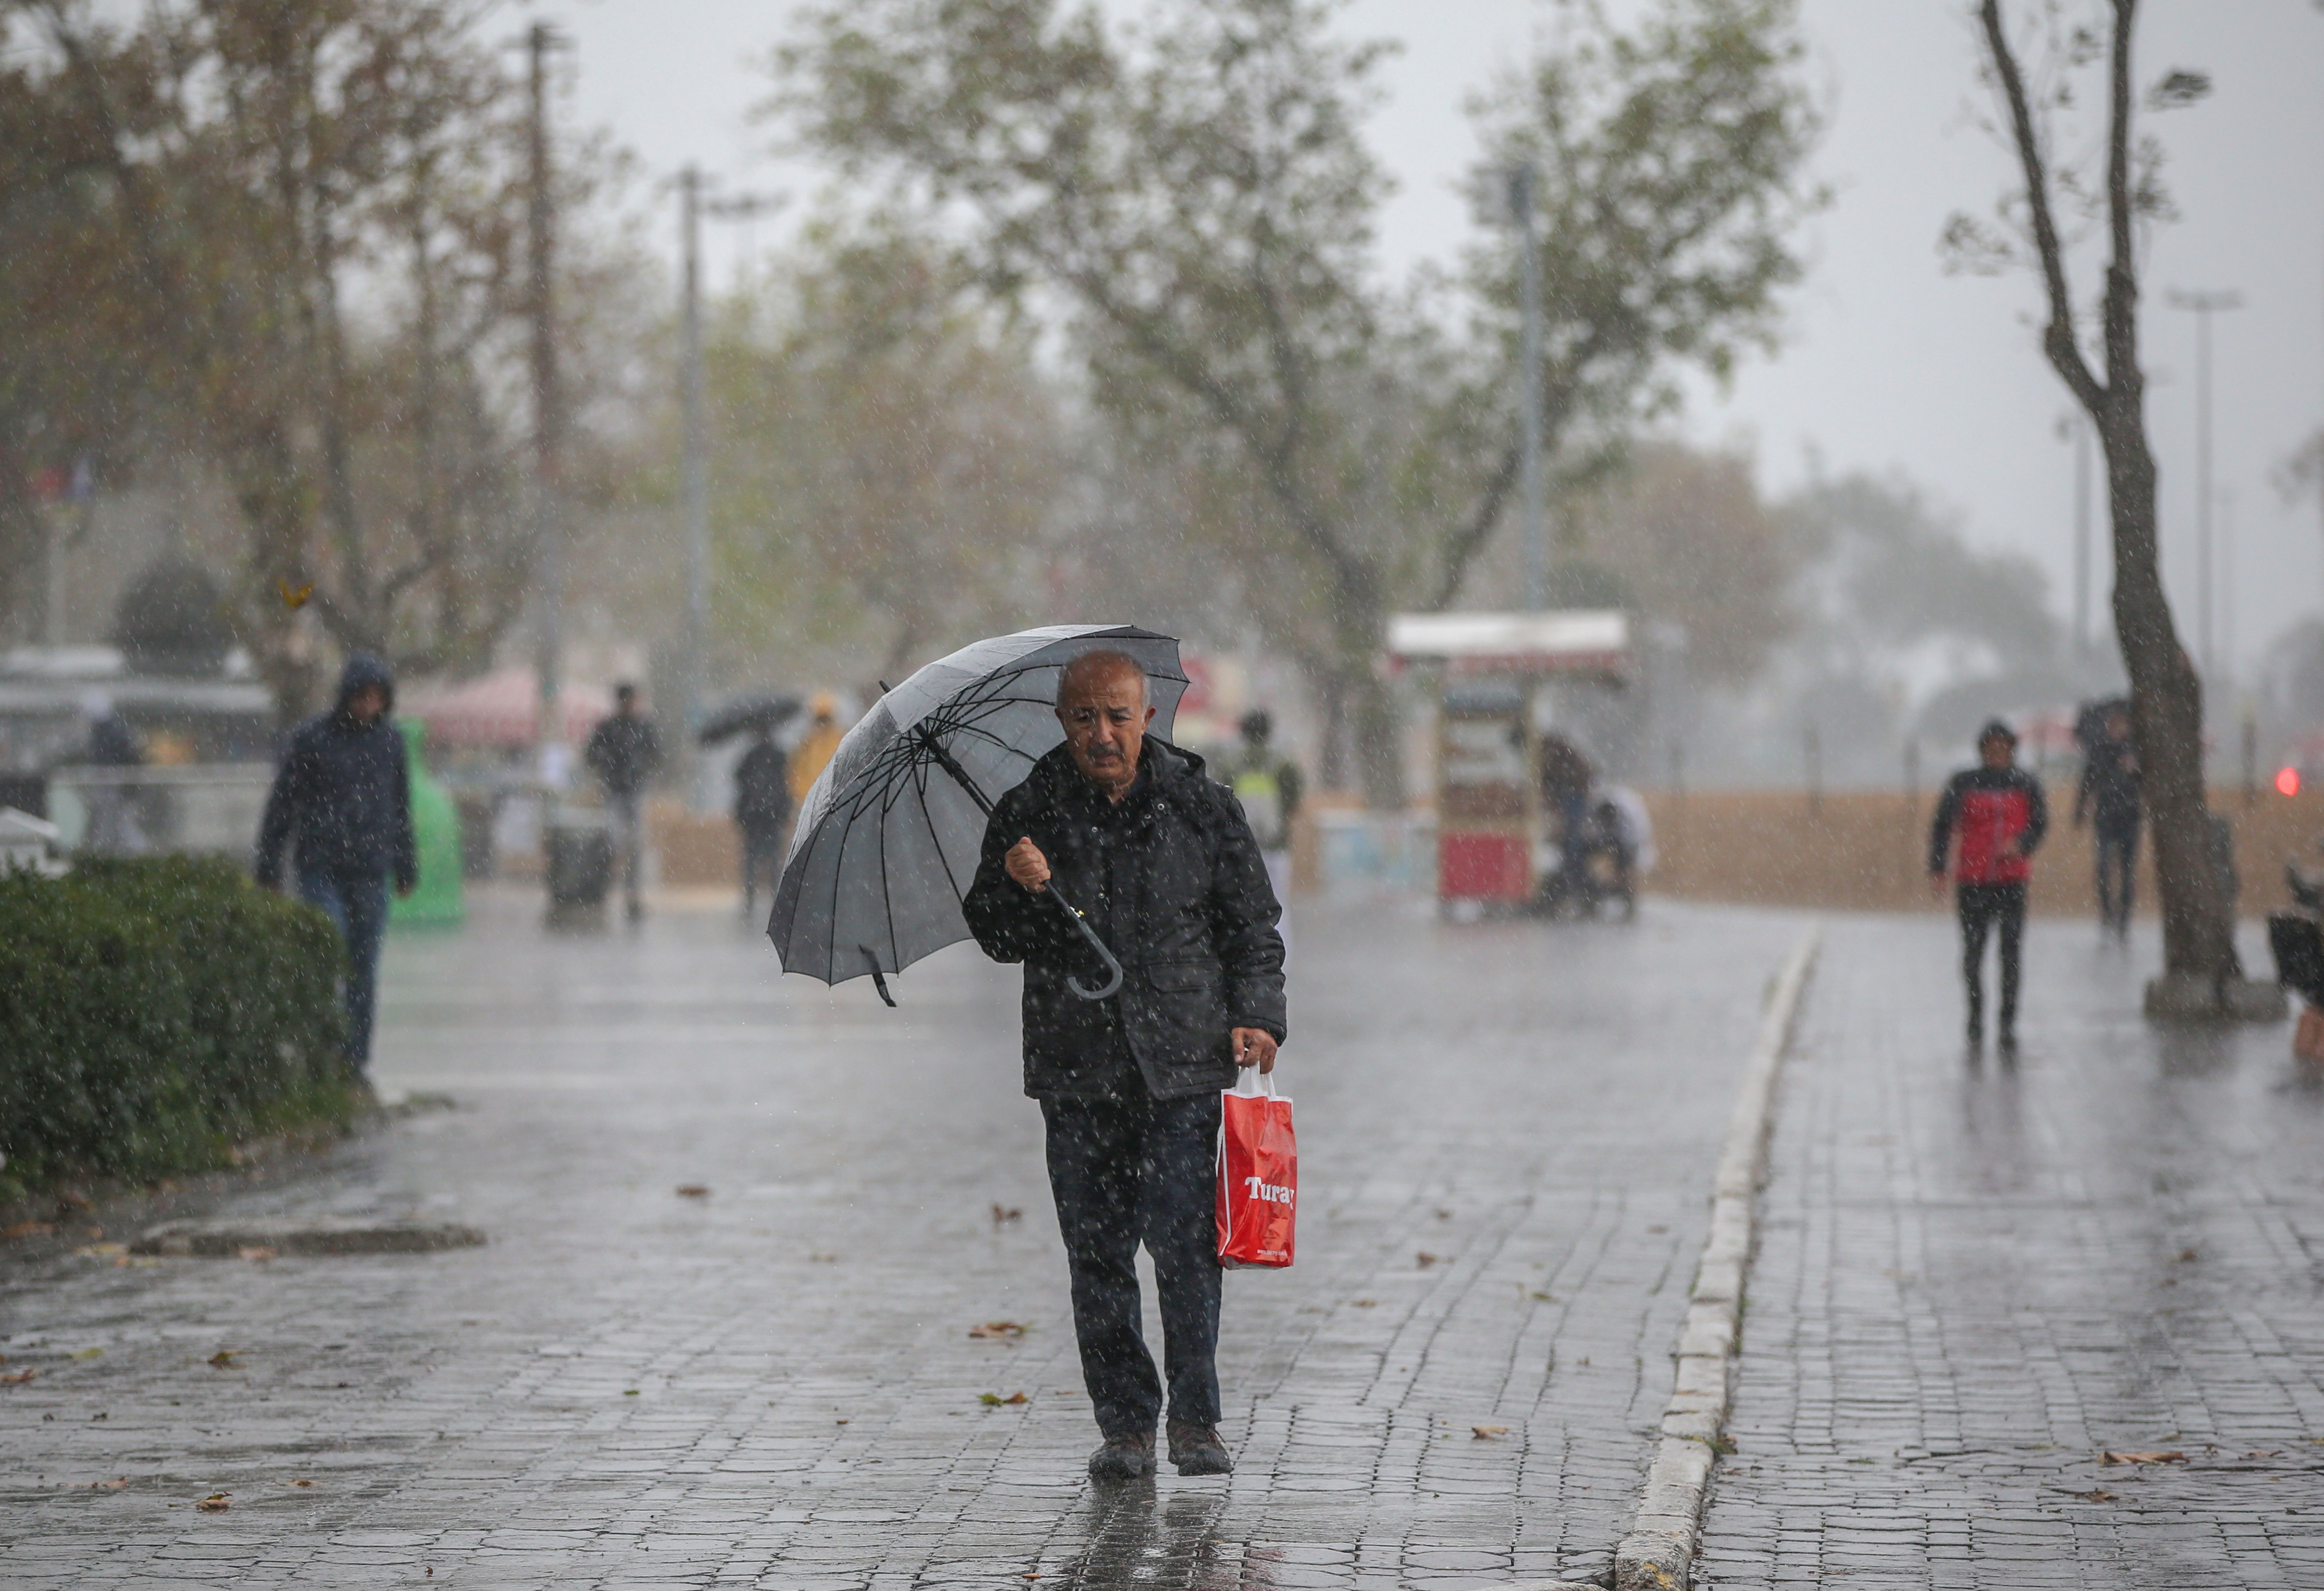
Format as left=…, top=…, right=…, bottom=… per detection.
left=525, top=20, right=567, bottom=759
left=1508, top=165, right=1547, bottom=613
left=674, top=173, right=780, bottom=800
left=678, top=167, right=707, bottom=789
left=2167, top=287, right=2242, bottom=683
left=2057, top=412, right=2093, bottom=657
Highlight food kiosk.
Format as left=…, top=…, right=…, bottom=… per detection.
left=1385, top=611, right=1633, bottom=912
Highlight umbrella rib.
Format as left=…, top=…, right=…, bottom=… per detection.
left=921, top=749, right=971, bottom=905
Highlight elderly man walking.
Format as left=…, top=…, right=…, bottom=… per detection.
left=963, top=650, right=1287, bottom=1482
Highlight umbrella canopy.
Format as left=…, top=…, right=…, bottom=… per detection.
left=768, top=624, right=1187, bottom=998
left=697, top=693, right=802, bottom=746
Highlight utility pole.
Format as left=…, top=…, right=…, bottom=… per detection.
left=2167, top=288, right=2242, bottom=685
left=1509, top=165, right=1547, bottom=612
left=674, top=174, right=780, bottom=801
left=2059, top=413, right=2092, bottom=657
left=679, top=165, right=707, bottom=792
left=526, top=21, right=566, bottom=760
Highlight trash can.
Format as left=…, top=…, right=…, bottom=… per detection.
left=545, top=805, right=613, bottom=928
left=390, top=719, right=465, bottom=928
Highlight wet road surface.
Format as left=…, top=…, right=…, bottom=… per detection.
left=1697, top=914, right=2324, bottom=1590
left=1, top=888, right=1796, bottom=1589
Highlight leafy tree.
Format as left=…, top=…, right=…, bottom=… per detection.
left=1945, top=0, right=2238, bottom=989
left=17, top=0, right=621, bottom=714
left=699, top=225, right=1073, bottom=686
left=771, top=0, right=1820, bottom=801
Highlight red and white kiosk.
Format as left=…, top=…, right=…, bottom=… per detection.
left=1386, top=610, right=1633, bottom=911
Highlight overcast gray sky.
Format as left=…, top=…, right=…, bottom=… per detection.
left=545, top=0, right=2324, bottom=685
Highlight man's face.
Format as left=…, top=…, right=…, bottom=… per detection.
left=347, top=684, right=387, bottom=725
left=1056, top=666, right=1154, bottom=797
left=2106, top=710, right=2130, bottom=742
left=1980, top=735, right=2013, bottom=769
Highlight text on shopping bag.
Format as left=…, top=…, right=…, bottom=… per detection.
left=1217, top=1076, right=1296, bottom=1269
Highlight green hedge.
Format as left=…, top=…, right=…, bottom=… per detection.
left=0, top=856, right=358, bottom=1202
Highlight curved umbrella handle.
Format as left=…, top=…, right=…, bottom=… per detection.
left=1044, top=885, right=1124, bottom=1001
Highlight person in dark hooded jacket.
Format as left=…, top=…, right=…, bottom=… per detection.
left=255, top=653, right=417, bottom=1070
left=1928, top=719, right=2048, bottom=1051
left=962, top=649, right=1286, bottom=1485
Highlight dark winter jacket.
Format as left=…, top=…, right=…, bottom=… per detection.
left=963, top=737, right=1287, bottom=1102
left=733, top=740, right=793, bottom=832
left=1929, top=762, right=2048, bottom=886
left=585, top=713, right=662, bottom=797
left=2075, top=738, right=2141, bottom=832
left=254, top=653, right=416, bottom=888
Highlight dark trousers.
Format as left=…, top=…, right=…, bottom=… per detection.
left=298, top=867, right=389, bottom=1066
left=2094, top=822, right=2137, bottom=933
left=1041, top=1090, right=1223, bottom=1436
left=739, top=822, right=785, bottom=919
left=1957, top=882, right=2026, bottom=1037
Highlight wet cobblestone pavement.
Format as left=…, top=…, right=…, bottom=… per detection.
left=1, top=890, right=1796, bottom=1589
left=1697, top=915, right=2324, bottom=1590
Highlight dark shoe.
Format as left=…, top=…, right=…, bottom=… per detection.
left=1167, top=1419, right=1233, bottom=1476
left=1087, top=1430, right=1154, bottom=1481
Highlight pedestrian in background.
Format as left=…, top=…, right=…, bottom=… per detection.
left=77, top=690, right=148, bottom=855
left=789, top=690, right=844, bottom=810
left=1928, top=719, right=2048, bottom=1052
left=254, top=653, right=416, bottom=1076
left=733, top=723, right=792, bottom=923
left=2074, top=704, right=2140, bottom=937
left=585, top=682, right=662, bottom=923
left=1225, top=708, right=1302, bottom=939
left=963, top=651, right=1286, bottom=1484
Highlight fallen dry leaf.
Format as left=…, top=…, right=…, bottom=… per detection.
left=2, top=1368, right=37, bottom=1385
left=990, top=1204, right=1022, bottom=1225
left=2099, top=1450, right=2186, bottom=1465
left=195, top=1493, right=231, bottom=1512
left=675, top=1185, right=710, bottom=1199
left=89, top=1478, right=128, bottom=1491
left=808, top=1252, right=837, bottom=1263
left=1416, top=1251, right=1438, bottom=1268
left=1352, top=1299, right=1377, bottom=1308
left=237, top=1246, right=277, bottom=1263
left=289, top=1479, right=314, bottom=1488
left=978, top=1391, right=1030, bottom=1406
left=968, top=1321, right=1029, bottom=1341
left=1531, top=1291, right=1559, bottom=1302
left=2177, top=1247, right=2198, bottom=1262
left=207, top=1350, right=240, bottom=1369
left=1472, top=1425, right=1510, bottom=1439
left=2068, top=1489, right=2117, bottom=1502
left=71, top=1348, right=102, bottom=1360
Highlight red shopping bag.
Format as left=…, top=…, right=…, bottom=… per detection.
left=1216, top=1069, right=1296, bottom=1269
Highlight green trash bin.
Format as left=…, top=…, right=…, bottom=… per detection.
left=390, top=717, right=465, bottom=928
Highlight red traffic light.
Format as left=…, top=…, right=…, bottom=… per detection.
left=2277, top=766, right=2301, bottom=797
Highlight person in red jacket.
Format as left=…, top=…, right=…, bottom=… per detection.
left=1928, top=720, right=2049, bottom=1050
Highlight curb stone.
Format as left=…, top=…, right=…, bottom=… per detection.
left=1613, top=929, right=1820, bottom=1591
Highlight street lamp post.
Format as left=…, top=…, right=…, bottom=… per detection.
left=2167, top=288, right=2243, bottom=684
left=674, top=172, right=780, bottom=800
left=1508, top=166, right=1547, bottom=614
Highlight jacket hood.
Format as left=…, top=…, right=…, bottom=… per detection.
left=336, top=652, right=396, bottom=716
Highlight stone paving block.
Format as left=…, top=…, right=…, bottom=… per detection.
left=1695, top=916, right=2324, bottom=1591
left=1, top=892, right=1807, bottom=1589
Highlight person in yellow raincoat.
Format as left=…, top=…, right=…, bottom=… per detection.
left=788, top=692, right=845, bottom=808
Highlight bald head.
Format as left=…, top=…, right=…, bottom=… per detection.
left=1056, top=650, right=1147, bottom=709
left=1055, top=650, right=1154, bottom=803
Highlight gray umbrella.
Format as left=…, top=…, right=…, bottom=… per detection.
left=767, top=624, right=1189, bottom=1004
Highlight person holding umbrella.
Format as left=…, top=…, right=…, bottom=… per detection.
left=732, top=723, right=791, bottom=922
left=963, top=650, right=1286, bottom=1483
